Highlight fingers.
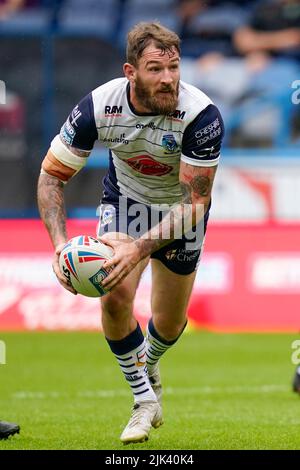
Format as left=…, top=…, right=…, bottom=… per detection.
left=102, top=272, right=123, bottom=291
left=53, top=262, right=77, bottom=295
left=53, top=261, right=74, bottom=289
left=55, top=243, right=67, bottom=256
left=100, top=237, right=116, bottom=249
left=101, top=241, right=141, bottom=290
left=101, top=259, right=130, bottom=291
left=103, top=258, right=115, bottom=270
left=52, top=245, right=77, bottom=295
left=57, top=274, right=78, bottom=295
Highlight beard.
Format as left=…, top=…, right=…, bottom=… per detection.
left=134, top=76, right=179, bottom=115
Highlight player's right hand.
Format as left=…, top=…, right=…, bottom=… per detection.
left=52, top=243, right=77, bottom=295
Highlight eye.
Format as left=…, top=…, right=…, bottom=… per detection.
left=149, top=67, right=160, bottom=72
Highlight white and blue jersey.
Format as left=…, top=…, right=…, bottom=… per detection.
left=59, top=78, right=224, bottom=274
left=60, top=77, right=224, bottom=205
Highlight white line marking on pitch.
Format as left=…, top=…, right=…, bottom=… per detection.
left=12, top=384, right=288, bottom=400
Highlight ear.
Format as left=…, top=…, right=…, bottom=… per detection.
left=123, top=63, right=136, bottom=82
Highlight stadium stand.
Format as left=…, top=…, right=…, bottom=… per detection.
left=58, top=0, right=121, bottom=40
left=0, top=0, right=299, bottom=215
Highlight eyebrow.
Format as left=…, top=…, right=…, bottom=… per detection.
left=145, top=58, right=180, bottom=66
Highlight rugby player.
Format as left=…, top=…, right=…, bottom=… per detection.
left=37, top=22, right=224, bottom=444
left=0, top=420, right=20, bottom=440
left=293, top=367, right=300, bottom=394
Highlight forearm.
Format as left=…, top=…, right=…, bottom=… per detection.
left=234, top=27, right=293, bottom=54
left=134, top=166, right=215, bottom=259
left=134, top=199, right=207, bottom=259
left=37, top=173, right=68, bottom=248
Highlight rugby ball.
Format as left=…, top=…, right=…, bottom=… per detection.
left=59, top=235, right=114, bottom=297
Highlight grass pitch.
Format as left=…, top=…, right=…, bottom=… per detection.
left=0, top=331, right=300, bottom=450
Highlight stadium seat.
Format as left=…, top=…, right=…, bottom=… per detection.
left=188, top=4, right=252, bottom=35
left=118, top=0, right=179, bottom=48
left=58, top=0, right=121, bottom=41
left=0, top=9, right=51, bottom=34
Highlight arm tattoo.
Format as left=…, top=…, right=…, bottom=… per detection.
left=182, top=166, right=217, bottom=201
left=134, top=183, right=194, bottom=258
left=189, top=175, right=211, bottom=198
left=180, top=182, right=192, bottom=204
left=134, top=166, right=217, bottom=259
left=37, top=173, right=67, bottom=248
left=134, top=238, right=161, bottom=260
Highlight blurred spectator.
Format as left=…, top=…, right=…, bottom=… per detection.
left=234, top=0, right=300, bottom=61
left=0, top=0, right=45, bottom=23
left=0, top=0, right=42, bottom=21
left=177, top=0, right=206, bottom=24
left=0, top=0, right=51, bottom=35
left=0, top=0, right=24, bottom=20
left=180, top=0, right=300, bottom=146
left=177, top=0, right=253, bottom=57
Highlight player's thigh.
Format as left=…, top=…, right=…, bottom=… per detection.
left=151, top=258, right=196, bottom=327
left=100, top=232, right=149, bottom=311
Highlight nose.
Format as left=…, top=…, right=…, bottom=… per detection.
left=160, top=69, right=173, bottom=85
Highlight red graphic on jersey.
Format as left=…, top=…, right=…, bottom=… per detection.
left=126, top=155, right=172, bottom=176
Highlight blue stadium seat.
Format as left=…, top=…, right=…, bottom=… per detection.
left=188, top=5, right=251, bottom=35
left=118, top=0, right=179, bottom=48
left=0, top=8, right=51, bottom=34
left=58, top=0, right=121, bottom=40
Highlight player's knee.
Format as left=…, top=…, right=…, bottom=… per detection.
left=153, top=315, right=187, bottom=341
left=101, top=286, right=134, bottom=318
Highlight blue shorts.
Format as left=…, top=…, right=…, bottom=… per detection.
left=97, top=181, right=210, bottom=275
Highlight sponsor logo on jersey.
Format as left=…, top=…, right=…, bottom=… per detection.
left=165, top=248, right=200, bottom=262
left=162, top=134, right=178, bottom=153
left=191, top=145, right=220, bottom=159
left=60, top=119, right=76, bottom=145
left=102, top=133, right=129, bottom=145
left=126, top=155, right=172, bottom=176
left=165, top=249, right=177, bottom=261
left=136, top=121, right=157, bottom=130
left=101, top=207, right=114, bottom=226
left=167, top=109, right=186, bottom=121
left=70, top=105, right=82, bottom=127
left=195, top=118, right=221, bottom=145
left=105, top=105, right=123, bottom=117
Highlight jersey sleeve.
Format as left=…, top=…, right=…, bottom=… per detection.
left=59, top=92, right=98, bottom=151
left=181, top=104, right=225, bottom=167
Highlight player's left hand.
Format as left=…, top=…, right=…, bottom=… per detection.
left=101, top=239, right=143, bottom=290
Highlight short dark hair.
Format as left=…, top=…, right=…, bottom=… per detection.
left=126, top=22, right=181, bottom=67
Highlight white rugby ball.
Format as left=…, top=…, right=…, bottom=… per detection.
left=59, top=235, right=114, bottom=297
